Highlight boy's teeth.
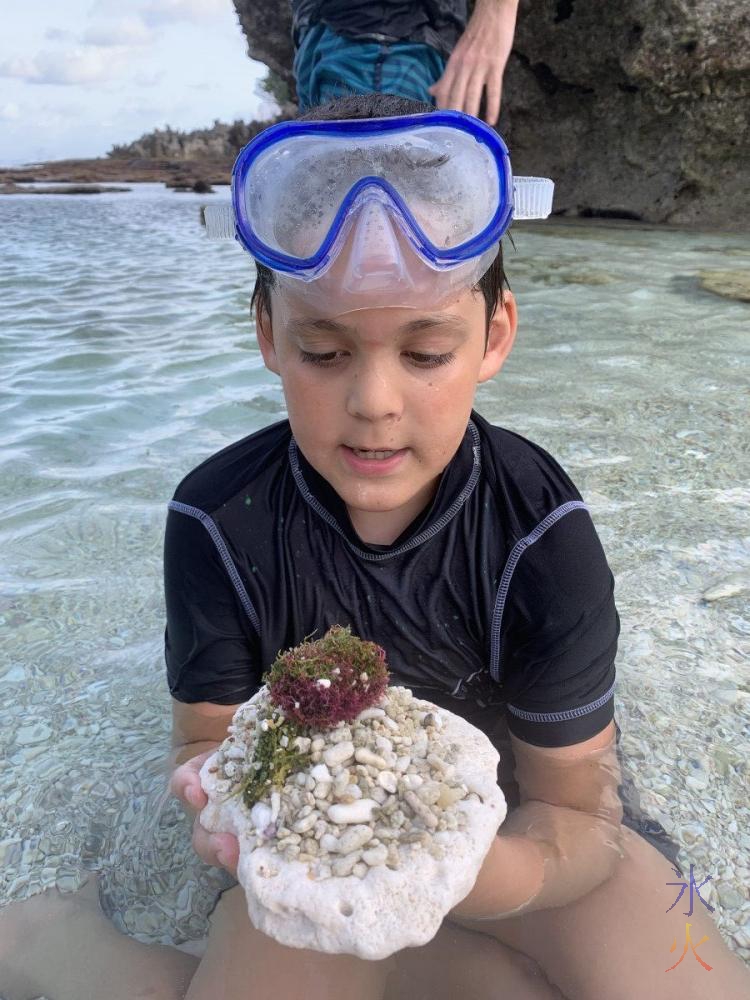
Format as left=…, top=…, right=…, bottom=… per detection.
left=352, top=448, right=397, bottom=459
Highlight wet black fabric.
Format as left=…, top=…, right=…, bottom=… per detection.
left=291, top=0, right=468, bottom=57
left=164, top=409, right=617, bottom=747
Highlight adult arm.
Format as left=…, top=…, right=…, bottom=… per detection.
left=428, top=0, right=519, bottom=125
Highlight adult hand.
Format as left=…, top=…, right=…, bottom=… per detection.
left=428, top=0, right=519, bottom=126
left=169, top=749, right=240, bottom=878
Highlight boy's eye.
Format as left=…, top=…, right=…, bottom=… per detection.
left=298, top=350, right=455, bottom=369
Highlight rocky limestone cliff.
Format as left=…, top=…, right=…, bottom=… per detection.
left=231, top=0, right=749, bottom=230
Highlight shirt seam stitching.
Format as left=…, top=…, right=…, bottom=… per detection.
left=287, top=420, right=482, bottom=561
left=489, top=501, right=591, bottom=684
left=168, top=500, right=262, bottom=638
left=506, top=678, right=616, bottom=722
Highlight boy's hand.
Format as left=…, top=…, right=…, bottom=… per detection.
left=169, top=749, right=240, bottom=878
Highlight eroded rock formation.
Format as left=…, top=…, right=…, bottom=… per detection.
left=231, top=0, right=749, bottom=230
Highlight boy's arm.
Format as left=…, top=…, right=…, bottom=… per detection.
left=451, top=719, right=624, bottom=920
left=169, top=698, right=243, bottom=768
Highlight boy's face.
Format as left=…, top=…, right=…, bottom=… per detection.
left=257, top=286, right=517, bottom=544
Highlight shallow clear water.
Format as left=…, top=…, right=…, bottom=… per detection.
left=1, top=185, right=748, bottom=954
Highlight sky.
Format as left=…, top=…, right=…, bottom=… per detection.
left=0, top=0, right=276, bottom=166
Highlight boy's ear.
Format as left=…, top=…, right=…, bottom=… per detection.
left=477, top=290, right=517, bottom=384
left=255, top=300, right=280, bottom=375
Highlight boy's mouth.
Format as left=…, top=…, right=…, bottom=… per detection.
left=341, top=444, right=409, bottom=471
left=349, top=446, right=400, bottom=460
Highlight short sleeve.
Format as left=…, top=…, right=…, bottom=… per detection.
left=501, top=507, right=619, bottom=747
left=164, top=503, right=263, bottom=705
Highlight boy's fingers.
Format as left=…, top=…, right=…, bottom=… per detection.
left=192, top=820, right=239, bottom=877
left=169, top=750, right=214, bottom=806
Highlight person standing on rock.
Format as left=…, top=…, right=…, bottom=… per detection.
left=291, top=0, right=519, bottom=125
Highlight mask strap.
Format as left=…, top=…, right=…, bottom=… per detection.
left=512, top=177, right=555, bottom=220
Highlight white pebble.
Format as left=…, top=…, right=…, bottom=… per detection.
left=311, top=738, right=326, bottom=752
left=323, top=742, right=355, bottom=767
left=320, top=833, right=340, bottom=853
left=316, top=678, right=332, bottom=688
left=362, top=844, right=388, bottom=867
left=357, top=708, right=386, bottom=721
left=310, top=763, right=332, bottom=783
left=250, top=802, right=272, bottom=832
left=333, top=770, right=351, bottom=796
left=332, top=854, right=359, bottom=877
left=377, top=771, right=398, bottom=793
left=270, top=791, right=281, bottom=822
left=404, top=790, right=438, bottom=829
left=327, top=799, right=379, bottom=824
left=293, top=813, right=318, bottom=835
left=293, top=736, right=312, bottom=753
left=338, top=825, right=374, bottom=854
left=355, top=748, right=387, bottom=768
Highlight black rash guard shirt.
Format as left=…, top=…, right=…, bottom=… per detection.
left=164, top=408, right=618, bottom=752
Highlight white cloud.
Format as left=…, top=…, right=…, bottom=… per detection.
left=0, top=47, right=127, bottom=85
left=140, top=0, right=228, bottom=27
left=83, top=16, right=155, bottom=48
left=44, top=28, right=74, bottom=42
left=0, top=101, right=21, bottom=121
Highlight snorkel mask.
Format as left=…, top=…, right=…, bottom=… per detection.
left=204, top=111, right=554, bottom=314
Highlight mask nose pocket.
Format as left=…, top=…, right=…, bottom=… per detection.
left=346, top=198, right=405, bottom=291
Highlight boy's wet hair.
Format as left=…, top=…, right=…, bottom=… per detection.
left=251, top=93, right=510, bottom=353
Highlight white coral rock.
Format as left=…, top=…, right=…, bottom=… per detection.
left=200, top=685, right=506, bottom=960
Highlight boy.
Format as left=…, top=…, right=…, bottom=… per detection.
left=168, top=94, right=750, bottom=999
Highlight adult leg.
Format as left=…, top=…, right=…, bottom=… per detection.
left=455, top=826, right=750, bottom=1000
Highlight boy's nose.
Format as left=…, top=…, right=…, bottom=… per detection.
left=345, top=359, right=403, bottom=424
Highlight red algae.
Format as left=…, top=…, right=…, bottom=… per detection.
left=265, top=625, right=389, bottom=729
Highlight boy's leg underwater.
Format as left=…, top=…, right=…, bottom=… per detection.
left=454, top=826, right=750, bottom=1000
left=0, top=876, right=198, bottom=1000
left=385, top=919, right=568, bottom=999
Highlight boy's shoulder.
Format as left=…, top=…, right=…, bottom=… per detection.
left=171, top=417, right=292, bottom=514
left=471, top=409, right=583, bottom=526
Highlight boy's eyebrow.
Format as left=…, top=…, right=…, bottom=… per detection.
left=286, top=315, right=469, bottom=339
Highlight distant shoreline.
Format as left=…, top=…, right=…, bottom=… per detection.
left=0, top=155, right=233, bottom=191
